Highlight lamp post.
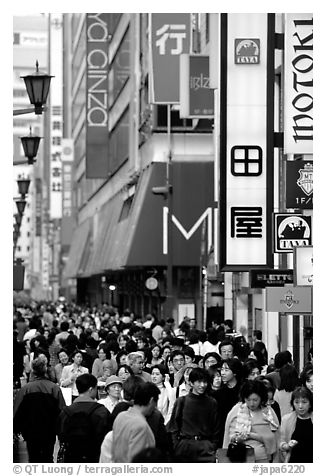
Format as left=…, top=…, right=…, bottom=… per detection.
left=17, top=175, right=31, bottom=199
left=14, top=60, right=53, bottom=116
left=20, top=127, right=42, bottom=165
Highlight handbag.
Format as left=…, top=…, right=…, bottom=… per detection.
left=56, top=442, right=67, bottom=463
left=227, top=441, right=251, bottom=462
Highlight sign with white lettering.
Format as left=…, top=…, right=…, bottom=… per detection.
left=149, top=13, right=191, bottom=104
left=286, top=160, right=313, bottom=209
left=86, top=13, right=110, bottom=178
left=250, top=269, right=293, bottom=288
left=274, top=213, right=312, bottom=253
left=284, top=14, right=313, bottom=154
left=220, top=14, right=274, bottom=269
left=294, top=245, right=313, bottom=286
left=265, top=286, right=312, bottom=313
left=180, top=54, right=214, bottom=118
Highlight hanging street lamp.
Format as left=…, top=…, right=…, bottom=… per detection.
left=15, top=198, right=27, bottom=216
left=17, top=175, right=31, bottom=199
left=20, top=127, right=42, bottom=165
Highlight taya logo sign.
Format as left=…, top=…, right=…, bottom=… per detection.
left=235, top=39, right=260, bottom=64
left=274, top=213, right=312, bottom=253
left=284, top=14, right=313, bottom=154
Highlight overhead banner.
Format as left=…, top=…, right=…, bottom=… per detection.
left=284, top=14, right=313, bottom=154
left=274, top=213, right=312, bottom=253
left=86, top=13, right=110, bottom=178
left=286, top=160, right=313, bottom=209
left=180, top=54, right=214, bottom=118
left=219, top=14, right=274, bottom=269
left=149, top=13, right=191, bottom=104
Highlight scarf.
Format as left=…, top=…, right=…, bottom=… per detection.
left=235, top=403, right=279, bottom=436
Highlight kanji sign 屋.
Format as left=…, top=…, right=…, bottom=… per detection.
left=219, top=14, right=274, bottom=269
left=149, top=13, right=191, bottom=104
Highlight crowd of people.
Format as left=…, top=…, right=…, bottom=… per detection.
left=13, top=301, right=313, bottom=464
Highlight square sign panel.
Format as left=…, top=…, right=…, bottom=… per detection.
left=274, top=213, right=312, bottom=253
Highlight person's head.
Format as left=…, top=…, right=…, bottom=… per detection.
left=220, top=358, right=243, bottom=387
left=240, top=379, right=268, bottom=411
left=183, top=346, right=195, bottom=364
left=256, top=375, right=276, bottom=402
left=253, top=329, right=262, bottom=341
left=207, top=364, right=222, bottom=390
left=118, top=334, right=129, bottom=349
left=127, top=352, right=145, bottom=375
left=116, top=349, right=128, bottom=366
left=223, top=319, right=233, bottom=333
left=122, top=375, right=143, bottom=402
left=161, top=345, right=171, bottom=361
left=76, top=373, right=98, bottom=399
left=60, top=321, right=69, bottom=332
left=171, top=350, right=185, bottom=372
left=133, top=382, right=160, bottom=416
left=98, top=344, right=109, bottom=361
left=71, top=349, right=83, bottom=366
left=105, top=375, right=123, bottom=400
left=117, top=364, right=133, bottom=383
left=57, top=349, right=69, bottom=365
left=291, top=386, right=313, bottom=417
left=274, top=350, right=292, bottom=369
left=203, top=352, right=221, bottom=369
left=300, top=364, right=313, bottom=393
left=151, top=344, right=162, bottom=360
left=279, top=363, right=299, bottom=392
left=31, top=355, right=47, bottom=377
left=183, top=363, right=199, bottom=384
left=243, top=358, right=261, bottom=380
left=219, top=340, right=235, bottom=360
left=151, top=364, right=167, bottom=386
left=188, top=367, right=209, bottom=395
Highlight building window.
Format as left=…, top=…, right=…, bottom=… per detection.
left=27, top=246, right=30, bottom=252
left=52, top=106, right=62, bottom=115
left=109, top=27, right=130, bottom=107
left=53, top=121, right=61, bottom=130
left=13, top=89, right=27, bottom=98
left=109, top=108, right=129, bottom=174
left=27, top=231, right=30, bottom=237
left=17, top=246, right=21, bottom=252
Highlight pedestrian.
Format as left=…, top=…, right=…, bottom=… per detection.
left=299, top=363, right=313, bottom=393
left=57, top=373, right=112, bottom=462
left=265, top=351, right=293, bottom=389
left=242, top=358, right=261, bottom=381
left=219, top=340, right=236, bottom=360
left=274, top=364, right=299, bottom=418
left=127, top=351, right=151, bottom=382
left=223, top=379, right=279, bottom=463
left=111, top=382, right=159, bottom=463
left=13, top=355, right=66, bottom=462
left=252, top=330, right=268, bottom=365
left=54, top=348, right=70, bottom=383
left=151, top=364, right=175, bottom=424
left=167, top=367, right=220, bottom=462
left=60, top=349, right=89, bottom=402
left=279, top=386, right=313, bottom=463
left=99, top=375, right=123, bottom=413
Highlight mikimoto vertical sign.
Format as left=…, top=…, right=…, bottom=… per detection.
left=86, top=14, right=110, bottom=178
left=219, top=14, right=274, bottom=269
left=149, top=13, right=191, bottom=104
left=284, top=14, right=313, bottom=154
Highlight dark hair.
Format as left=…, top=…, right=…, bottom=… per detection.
left=116, top=349, right=128, bottom=366
left=219, top=339, right=235, bottom=353
left=122, top=375, right=143, bottom=401
left=207, top=364, right=221, bottom=386
left=151, top=343, right=162, bottom=356
left=151, top=364, right=167, bottom=378
left=203, top=352, right=221, bottom=368
left=256, top=375, right=276, bottom=396
left=98, top=343, right=111, bottom=360
left=133, top=382, right=160, bottom=406
left=183, top=346, right=195, bottom=360
left=221, top=358, right=243, bottom=383
left=299, top=363, right=313, bottom=386
left=254, top=330, right=262, bottom=340
left=274, top=351, right=292, bottom=369
left=239, top=379, right=268, bottom=406
left=70, top=349, right=83, bottom=359
left=279, top=363, right=299, bottom=392
left=31, top=356, right=47, bottom=377
left=243, top=358, right=261, bottom=379
left=125, top=339, right=138, bottom=353
left=188, top=367, right=210, bottom=384
left=291, top=386, right=313, bottom=412
left=60, top=321, right=69, bottom=332
left=57, top=348, right=69, bottom=359
left=117, top=364, right=133, bottom=376
left=171, top=350, right=185, bottom=361
left=76, top=373, right=97, bottom=394
left=47, top=329, right=57, bottom=345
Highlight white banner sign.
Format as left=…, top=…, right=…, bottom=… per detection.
left=284, top=14, right=313, bottom=154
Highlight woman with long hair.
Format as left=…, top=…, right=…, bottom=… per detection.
left=274, top=364, right=299, bottom=418
left=151, top=364, right=175, bottom=424
left=60, top=349, right=89, bottom=401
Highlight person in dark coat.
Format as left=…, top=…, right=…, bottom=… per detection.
left=13, top=355, right=66, bottom=462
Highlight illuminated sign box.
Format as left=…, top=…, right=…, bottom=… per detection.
left=294, top=245, right=313, bottom=286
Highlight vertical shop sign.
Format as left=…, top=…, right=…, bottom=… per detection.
left=180, top=54, right=214, bottom=118
left=149, top=13, right=191, bottom=104
left=220, top=14, right=274, bottom=269
left=284, top=14, right=313, bottom=154
left=86, top=13, right=110, bottom=178
left=35, top=178, right=42, bottom=237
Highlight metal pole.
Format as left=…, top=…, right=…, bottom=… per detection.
left=166, top=104, right=173, bottom=319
